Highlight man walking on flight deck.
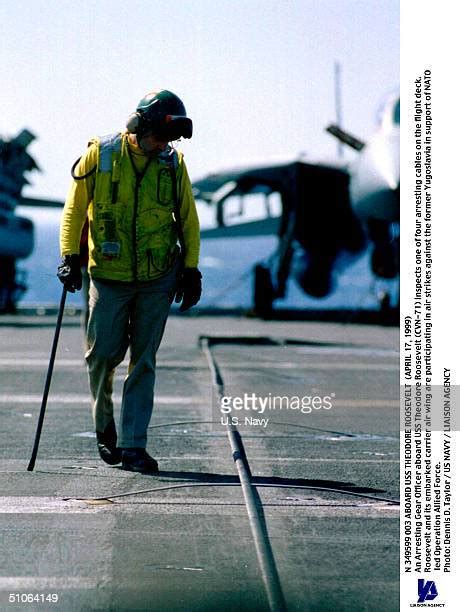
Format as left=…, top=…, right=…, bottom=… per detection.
left=57, top=90, right=201, bottom=473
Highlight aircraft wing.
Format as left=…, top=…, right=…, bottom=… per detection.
left=193, top=162, right=295, bottom=204
left=193, top=161, right=347, bottom=203
left=19, top=196, right=64, bottom=208
left=194, top=160, right=365, bottom=254
left=201, top=216, right=280, bottom=239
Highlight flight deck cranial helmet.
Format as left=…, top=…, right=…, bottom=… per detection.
left=126, top=90, right=193, bottom=141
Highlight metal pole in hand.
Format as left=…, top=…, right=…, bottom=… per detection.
left=27, top=287, right=68, bottom=471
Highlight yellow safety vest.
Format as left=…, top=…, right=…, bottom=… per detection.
left=88, top=133, right=182, bottom=282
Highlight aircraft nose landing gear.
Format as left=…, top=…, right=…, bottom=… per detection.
left=253, top=264, right=274, bottom=319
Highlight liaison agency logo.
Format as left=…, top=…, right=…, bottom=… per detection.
left=409, top=579, right=444, bottom=608
left=219, top=392, right=334, bottom=427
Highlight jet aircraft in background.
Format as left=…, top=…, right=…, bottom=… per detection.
left=0, top=130, right=64, bottom=312
left=7, top=94, right=399, bottom=317
left=0, top=130, right=37, bottom=312
left=193, top=94, right=400, bottom=316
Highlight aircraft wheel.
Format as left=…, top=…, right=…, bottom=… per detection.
left=254, top=264, right=274, bottom=318
left=378, top=291, right=397, bottom=325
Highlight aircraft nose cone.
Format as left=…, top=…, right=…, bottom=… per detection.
left=372, top=133, right=400, bottom=190
left=350, top=129, right=400, bottom=222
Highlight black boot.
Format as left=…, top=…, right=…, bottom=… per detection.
left=122, top=448, right=159, bottom=473
left=96, top=419, right=122, bottom=465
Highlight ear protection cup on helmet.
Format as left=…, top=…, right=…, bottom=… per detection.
left=126, top=112, right=141, bottom=134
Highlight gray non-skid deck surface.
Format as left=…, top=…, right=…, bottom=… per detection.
left=0, top=316, right=399, bottom=611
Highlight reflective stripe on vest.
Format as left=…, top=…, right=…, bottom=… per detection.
left=99, top=133, right=122, bottom=172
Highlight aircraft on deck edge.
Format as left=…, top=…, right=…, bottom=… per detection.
left=193, top=94, right=400, bottom=316
left=1, top=94, right=399, bottom=316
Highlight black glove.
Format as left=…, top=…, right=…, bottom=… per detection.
left=175, top=268, right=202, bottom=312
left=57, top=254, right=82, bottom=293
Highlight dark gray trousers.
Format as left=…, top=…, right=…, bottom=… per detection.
left=85, top=263, right=178, bottom=448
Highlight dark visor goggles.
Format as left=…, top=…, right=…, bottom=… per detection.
left=140, top=115, right=193, bottom=141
